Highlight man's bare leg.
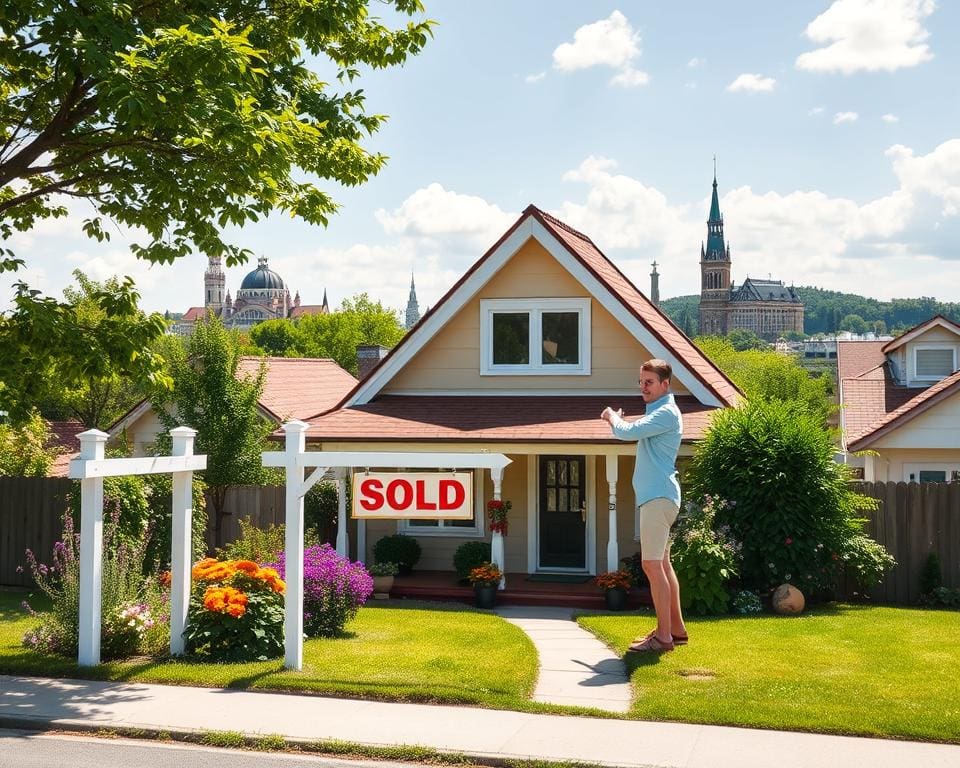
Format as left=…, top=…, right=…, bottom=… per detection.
left=641, top=559, right=673, bottom=644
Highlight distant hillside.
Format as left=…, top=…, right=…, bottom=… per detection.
left=660, top=289, right=960, bottom=336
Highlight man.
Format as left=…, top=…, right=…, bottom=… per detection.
left=601, top=359, right=688, bottom=652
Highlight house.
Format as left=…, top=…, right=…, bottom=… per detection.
left=109, top=357, right=357, bottom=455
left=838, top=315, right=960, bottom=482
left=301, top=205, right=741, bottom=576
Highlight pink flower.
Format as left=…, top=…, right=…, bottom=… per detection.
left=784, top=537, right=793, bottom=545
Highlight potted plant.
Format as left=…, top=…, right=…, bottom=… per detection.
left=468, top=562, right=502, bottom=609
left=487, top=498, right=511, bottom=534
left=595, top=570, right=632, bottom=611
left=372, top=534, right=422, bottom=576
left=368, top=561, right=398, bottom=599
left=453, top=541, right=492, bottom=584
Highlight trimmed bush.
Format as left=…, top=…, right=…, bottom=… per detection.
left=453, top=541, right=491, bottom=582
left=671, top=495, right=741, bottom=614
left=373, top=534, right=422, bottom=572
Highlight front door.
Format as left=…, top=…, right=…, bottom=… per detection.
left=539, top=455, right=586, bottom=569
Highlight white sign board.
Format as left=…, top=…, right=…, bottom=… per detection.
left=351, top=472, right=473, bottom=519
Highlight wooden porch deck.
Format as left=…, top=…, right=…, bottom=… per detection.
left=385, top=570, right=652, bottom=609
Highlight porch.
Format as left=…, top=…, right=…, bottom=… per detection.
left=383, top=570, right=652, bottom=609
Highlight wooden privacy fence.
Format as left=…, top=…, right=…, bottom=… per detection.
left=0, top=477, right=73, bottom=587
left=853, top=481, right=960, bottom=604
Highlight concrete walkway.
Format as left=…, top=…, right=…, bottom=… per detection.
left=2, top=674, right=959, bottom=768
left=494, top=605, right=631, bottom=712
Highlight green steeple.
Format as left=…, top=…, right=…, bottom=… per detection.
left=703, top=164, right=727, bottom=262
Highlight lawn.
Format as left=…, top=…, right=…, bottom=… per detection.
left=0, top=591, right=538, bottom=709
left=578, top=603, right=960, bottom=742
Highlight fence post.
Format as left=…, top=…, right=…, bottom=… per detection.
left=169, top=427, right=197, bottom=656
left=283, top=420, right=307, bottom=670
left=77, top=429, right=108, bottom=667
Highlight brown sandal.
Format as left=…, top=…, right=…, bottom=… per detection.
left=627, top=635, right=674, bottom=653
left=672, top=633, right=689, bottom=645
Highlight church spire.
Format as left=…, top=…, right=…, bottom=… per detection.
left=405, top=271, right=421, bottom=329
left=321, top=288, right=329, bottom=313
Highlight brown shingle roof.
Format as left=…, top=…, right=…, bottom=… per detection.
left=837, top=340, right=886, bottom=382
left=302, top=395, right=718, bottom=444
left=46, top=419, right=86, bottom=477
left=237, top=357, right=357, bottom=421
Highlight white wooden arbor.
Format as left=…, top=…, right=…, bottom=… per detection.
left=262, top=420, right=512, bottom=671
left=69, top=427, right=206, bottom=666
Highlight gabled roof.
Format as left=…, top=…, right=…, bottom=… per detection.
left=881, top=314, right=960, bottom=354
left=730, top=278, right=801, bottom=303
left=332, top=204, right=741, bottom=414
left=182, top=307, right=206, bottom=322
left=289, top=304, right=327, bottom=319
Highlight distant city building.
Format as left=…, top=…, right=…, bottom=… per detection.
left=173, top=255, right=329, bottom=334
left=405, top=272, right=421, bottom=330
left=698, top=171, right=804, bottom=339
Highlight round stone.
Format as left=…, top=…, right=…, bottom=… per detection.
left=771, top=583, right=805, bottom=614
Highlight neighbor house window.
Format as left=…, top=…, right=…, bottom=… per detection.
left=480, top=298, right=591, bottom=375
left=914, top=347, right=955, bottom=380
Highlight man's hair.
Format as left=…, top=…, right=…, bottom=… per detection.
left=641, top=359, right=672, bottom=383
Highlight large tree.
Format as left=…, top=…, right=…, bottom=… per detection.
left=155, top=315, right=273, bottom=546
left=1, top=1, right=432, bottom=267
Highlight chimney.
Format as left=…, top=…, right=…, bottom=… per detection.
left=356, top=344, right=389, bottom=380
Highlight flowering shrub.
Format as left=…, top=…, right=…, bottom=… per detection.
left=487, top=499, right=511, bottom=534
left=184, top=557, right=285, bottom=661
left=618, top=552, right=649, bottom=589
left=671, top=495, right=742, bottom=615
left=594, top=570, right=632, bottom=591
left=270, top=544, right=372, bottom=637
left=21, top=509, right=166, bottom=659
left=468, top=562, right=502, bottom=587
left=731, top=590, right=763, bottom=615
left=368, top=561, right=399, bottom=577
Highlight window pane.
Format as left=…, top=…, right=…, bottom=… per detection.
left=547, top=488, right=556, bottom=511
left=448, top=518, right=475, bottom=527
left=408, top=519, right=439, bottom=527
left=917, top=349, right=953, bottom=377
left=559, top=488, right=568, bottom=512
left=542, top=312, right=579, bottom=365
left=493, top=313, right=529, bottom=364
left=919, top=471, right=947, bottom=482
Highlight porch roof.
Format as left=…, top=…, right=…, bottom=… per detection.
left=299, top=394, right=718, bottom=444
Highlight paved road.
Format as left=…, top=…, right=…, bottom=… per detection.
left=0, top=729, right=418, bottom=768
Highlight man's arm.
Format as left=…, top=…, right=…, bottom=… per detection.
left=601, top=406, right=676, bottom=441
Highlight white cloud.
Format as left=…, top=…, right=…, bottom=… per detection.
left=687, top=57, right=705, bottom=68
left=886, top=138, right=960, bottom=216
left=882, top=113, right=900, bottom=123
left=796, top=0, right=936, bottom=74
left=833, top=111, right=859, bottom=123
left=809, top=106, right=825, bottom=116
left=552, top=10, right=649, bottom=87
left=727, top=73, right=776, bottom=93
left=525, top=71, right=546, bottom=84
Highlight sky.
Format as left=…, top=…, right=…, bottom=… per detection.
left=7, top=0, right=960, bottom=317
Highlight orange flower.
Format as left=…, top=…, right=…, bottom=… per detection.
left=234, top=560, right=260, bottom=575
left=256, top=567, right=286, bottom=594
left=203, top=585, right=248, bottom=618
left=159, top=571, right=172, bottom=587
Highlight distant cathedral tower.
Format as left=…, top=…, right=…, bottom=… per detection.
left=650, top=260, right=660, bottom=307
left=405, top=272, right=421, bottom=329
left=698, top=168, right=732, bottom=335
left=204, top=255, right=226, bottom=313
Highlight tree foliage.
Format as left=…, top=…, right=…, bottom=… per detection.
left=0, top=410, right=58, bottom=476
left=1, top=0, right=433, bottom=268
left=249, top=293, right=405, bottom=374
left=154, top=315, right=273, bottom=545
left=687, top=399, right=893, bottom=597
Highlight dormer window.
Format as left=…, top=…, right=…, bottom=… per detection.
left=914, top=347, right=955, bottom=380
left=480, top=298, right=591, bottom=375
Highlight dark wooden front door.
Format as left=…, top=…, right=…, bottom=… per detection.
left=539, top=456, right=586, bottom=569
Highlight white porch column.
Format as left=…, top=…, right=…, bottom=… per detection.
left=77, top=429, right=108, bottom=667
left=605, top=453, right=619, bottom=572
left=335, top=468, right=349, bottom=558
left=282, top=420, right=307, bottom=671
left=169, top=427, right=197, bottom=656
left=490, top=465, right=506, bottom=589
left=863, top=453, right=876, bottom=482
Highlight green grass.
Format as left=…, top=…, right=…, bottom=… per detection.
left=577, top=603, right=960, bottom=742
left=0, top=591, right=537, bottom=709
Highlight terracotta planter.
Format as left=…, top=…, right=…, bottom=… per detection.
left=604, top=587, right=628, bottom=611
left=474, top=584, right=498, bottom=609
left=372, top=574, right=394, bottom=599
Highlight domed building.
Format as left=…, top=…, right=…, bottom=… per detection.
left=174, top=254, right=328, bottom=334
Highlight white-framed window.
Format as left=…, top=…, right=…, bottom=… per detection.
left=399, top=469, right=485, bottom=537
left=480, top=298, right=591, bottom=375
left=913, top=346, right=956, bottom=381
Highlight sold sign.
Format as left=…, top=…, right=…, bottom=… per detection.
left=351, top=472, right=473, bottom=519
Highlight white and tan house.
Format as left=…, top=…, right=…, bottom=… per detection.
left=300, top=205, right=741, bottom=577
left=839, top=315, right=960, bottom=482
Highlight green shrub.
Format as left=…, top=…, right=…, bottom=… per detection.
left=453, top=541, right=491, bottom=581
left=687, top=399, right=890, bottom=597
left=305, top=481, right=341, bottom=543
left=373, top=534, right=421, bottom=571
left=731, top=589, right=763, bottom=614
left=920, top=552, right=943, bottom=596
left=218, top=518, right=287, bottom=563
left=918, top=586, right=960, bottom=609
left=619, top=552, right=650, bottom=589
left=671, top=495, right=741, bottom=614
left=142, top=471, right=208, bottom=571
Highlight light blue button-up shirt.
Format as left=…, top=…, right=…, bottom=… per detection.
left=608, top=393, right=682, bottom=507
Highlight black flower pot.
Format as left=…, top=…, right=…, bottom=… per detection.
left=604, top=587, right=628, bottom=611
left=474, top=584, right=498, bottom=609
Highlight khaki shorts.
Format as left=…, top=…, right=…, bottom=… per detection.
left=638, top=498, right=679, bottom=560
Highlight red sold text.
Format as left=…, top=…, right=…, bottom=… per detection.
left=351, top=472, right=473, bottom=519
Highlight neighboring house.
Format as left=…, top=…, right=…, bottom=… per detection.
left=108, top=357, right=357, bottom=456
left=838, top=315, right=960, bottom=482
left=46, top=420, right=86, bottom=478
left=301, top=205, right=741, bottom=575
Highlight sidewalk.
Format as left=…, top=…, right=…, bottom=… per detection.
left=2, top=674, right=959, bottom=768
